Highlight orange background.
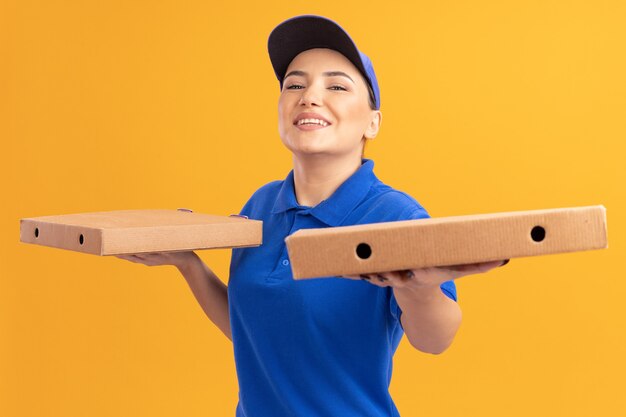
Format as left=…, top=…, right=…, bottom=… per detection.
left=1, top=1, right=625, bottom=416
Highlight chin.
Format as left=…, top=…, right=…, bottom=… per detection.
left=289, top=143, right=329, bottom=156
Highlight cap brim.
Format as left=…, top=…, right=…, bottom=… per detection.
left=267, top=15, right=366, bottom=87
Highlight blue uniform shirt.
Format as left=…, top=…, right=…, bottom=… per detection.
left=228, top=158, right=457, bottom=417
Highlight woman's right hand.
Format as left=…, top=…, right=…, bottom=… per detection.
left=115, top=251, right=199, bottom=271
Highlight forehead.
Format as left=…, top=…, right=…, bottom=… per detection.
left=285, top=48, right=360, bottom=77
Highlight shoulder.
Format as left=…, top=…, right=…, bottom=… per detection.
left=236, top=180, right=283, bottom=218
left=249, top=179, right=283, bottom=201
left=356, top=183, right=430, bottom=223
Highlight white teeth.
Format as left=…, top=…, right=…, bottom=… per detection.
left=297, top=118, right=329, bottom=126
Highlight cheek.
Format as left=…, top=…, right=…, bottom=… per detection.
left=338, top=100, right=371, bottom=129
left=277, top=98, right=289, bottom=131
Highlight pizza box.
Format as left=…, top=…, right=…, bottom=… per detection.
left=285, top=205, right=607, bottom=279
left=19, top=209, right=262, bottom=256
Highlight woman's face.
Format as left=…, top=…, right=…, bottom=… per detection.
left=277, top=48, right=381, bottom=159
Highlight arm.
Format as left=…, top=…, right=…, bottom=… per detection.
left=342, top=259, right=507, bottom=355
left=177, top=252, right=232, bottom=341
left=392, top=284, right=461, bottom=354
left=116, top=251, right=232, bottom=341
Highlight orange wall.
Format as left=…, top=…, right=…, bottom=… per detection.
left=1, top=1, right=625, bottom=416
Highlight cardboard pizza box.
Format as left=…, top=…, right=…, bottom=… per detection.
left=20, top=209, right=262, bottom=256
left=285, top=205, right=608, bottom=280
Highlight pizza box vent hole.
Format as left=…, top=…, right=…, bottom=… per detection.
left=531, top=226, right=546, bottom=242
left=356, top=243, right=372, bottom=259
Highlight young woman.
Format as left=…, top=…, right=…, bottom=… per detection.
left=116, top=15, right=507, bottom=417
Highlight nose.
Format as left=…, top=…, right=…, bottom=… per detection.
left=298, top=84, right=322, bottom=107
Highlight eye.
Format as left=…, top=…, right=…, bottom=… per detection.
left=285, top=84, right=304, bottom=90
left=329, top=85, right=347, bottom=91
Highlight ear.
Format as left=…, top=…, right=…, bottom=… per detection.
left=364, top=110, right=382, bottom=139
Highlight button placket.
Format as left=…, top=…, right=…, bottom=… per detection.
left=265, top=211, right=297, bottom=281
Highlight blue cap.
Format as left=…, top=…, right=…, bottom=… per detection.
left=267, top=15, right=381, bottom=110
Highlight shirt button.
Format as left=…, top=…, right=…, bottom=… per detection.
left=282, top=259, right=289, bottom=266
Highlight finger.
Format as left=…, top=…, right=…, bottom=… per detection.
left=436, top=263, right=473, bottom=273
left=472, top=260, right=506, bottom=273
left=395, top=270, right=415, bottom=282
left=134, top=254, right=161, bottom=265
left=366, top=274, right=387, bottom=287
left=361, top=274, right=387, bottom=287
left=372, top=272, right=395, bottom=287
left=403, top=269, right=415, bottom=279
left=339, top=273, right=393, bottom=287
left=339, top=274, right=363, bottom=280
left=116, top=254, right=144, bottom=264
left=392, top=270, right=415, bottom=287
left=439, top=260, right=504, bottom=277
left=137, top=253, right=164, bottom=265
left=340, top=274, right=378, bottom=284
left=382, top=271, right=415, bottom=288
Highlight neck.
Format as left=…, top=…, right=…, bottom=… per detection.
left=292, top=152, right=363, bottom=208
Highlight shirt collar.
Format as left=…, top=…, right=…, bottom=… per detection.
left=271, top=158, right=378, bottom=226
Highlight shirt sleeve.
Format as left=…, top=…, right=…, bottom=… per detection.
left=389, top=206, right=458, bottom=329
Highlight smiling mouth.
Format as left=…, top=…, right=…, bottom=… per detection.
left=294, top=118, right=330, bottom=127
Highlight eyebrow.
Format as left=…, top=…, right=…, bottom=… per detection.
left=283, top=70, right=355, bottom=84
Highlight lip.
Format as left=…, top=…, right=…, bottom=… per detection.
left=293, top=112, right=332, bottom=128
left=296, top=123, right=329, bottom=131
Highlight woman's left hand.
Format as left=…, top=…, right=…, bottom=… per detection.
left=340, top=259, right=509, bottom=291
